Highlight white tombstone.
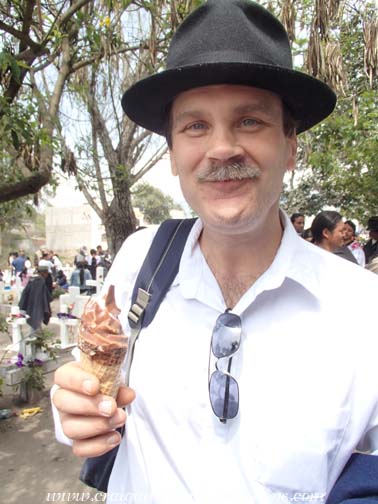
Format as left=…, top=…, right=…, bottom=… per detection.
left=86, top=266, right=105, bottom=294
left=7, top=306, right=28, bottom=354
left=49, top=286, right=90, bottom=348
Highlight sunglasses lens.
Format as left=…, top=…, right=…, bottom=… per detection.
left=211, top=312, right=241, bottom=358
left=209, top=370, right=239, bottom=420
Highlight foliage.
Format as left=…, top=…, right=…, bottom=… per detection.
left=52, top=286, right=67, bottom=300
left=132, top=182, right=181, bottom=224
left=27, top=328, right=58, bottom=361
left=0, top=314, right=8, bottom=334
left=20, top=360, right=45, bottom=391
left=61, top=1, right=200, bottom=255
left=0, top=198, right=35, bottom=231
left=16, top=328, right=57, bottom=392
left=278, top=0, right=378, bottom=222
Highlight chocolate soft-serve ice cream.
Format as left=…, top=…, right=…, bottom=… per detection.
left=78, top=285, right=128, bottom=397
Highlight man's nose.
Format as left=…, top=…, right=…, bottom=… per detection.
left=206, top=127, right=245, bottom=162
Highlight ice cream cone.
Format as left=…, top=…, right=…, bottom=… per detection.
left=78, top=285, right=128, bottom=398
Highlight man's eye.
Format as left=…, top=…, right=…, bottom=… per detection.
left=186, top=122, right=205, bottom=131
left=241, top=118, right=258, bottom=127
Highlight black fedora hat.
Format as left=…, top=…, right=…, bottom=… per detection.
left=122, top=0, right=336, bottom=136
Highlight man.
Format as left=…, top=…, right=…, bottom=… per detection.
left=19, top=265, right=52, bottom=330
left=38, top=250, right=54, bottom=273
left=12, top=249, right=26, bottom=276
left=290, top=212, right=305, bottom=236
left=364, top=216, right=378, bottom=265
left=52, top=2, right=378, bottom=503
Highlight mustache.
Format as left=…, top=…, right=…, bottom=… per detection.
left=197, top=161, right=262, bottom=182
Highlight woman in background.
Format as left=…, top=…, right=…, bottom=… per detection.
left=69, top=261, right=92, bottom=294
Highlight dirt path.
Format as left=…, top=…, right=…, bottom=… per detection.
left=0, top=391, right=105, bottom=504
left=0, top=300, right=106, bottom=503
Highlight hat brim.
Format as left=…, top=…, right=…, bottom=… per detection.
left=122, top=62, right=336, bottom=135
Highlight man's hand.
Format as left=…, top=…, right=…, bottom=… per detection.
left=53, top=361, right=135, bottom=457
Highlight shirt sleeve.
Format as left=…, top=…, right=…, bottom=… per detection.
left=50, top=384, right=73, bottom=447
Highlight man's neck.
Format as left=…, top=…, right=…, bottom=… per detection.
left=199, top=217, right=284, bottom=308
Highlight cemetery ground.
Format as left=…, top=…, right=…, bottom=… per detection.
left=0, top=299, right=105, bottom=504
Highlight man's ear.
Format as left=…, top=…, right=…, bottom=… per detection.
left=286, top=133, right=297, bottom=172
left=170, top=150, right=178, bottom=176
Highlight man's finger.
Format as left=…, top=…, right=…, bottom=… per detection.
left=116, top=385, right=136, bottom=407
left=61, top=408, right=127, bottom=440
left=54, top=361, right=100, bottom=396
left=72, top=431, right=122, bottom=458
left=53, top=388, right=117, bottom=417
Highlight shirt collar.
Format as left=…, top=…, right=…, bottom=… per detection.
left=176, top=211, right=323, bottom=310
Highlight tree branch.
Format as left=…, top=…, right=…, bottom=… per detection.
left=76, top=176, right=104, bottom=220
left=0, top=172, right=50, bottom=203
left=131, top=144, right=168, bottom=184
left=91, top=125, right=109, bottom=211
left=0, top=20, right=42, bottom=52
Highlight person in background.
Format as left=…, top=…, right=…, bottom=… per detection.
left=19, top=266, right=29, bottom=287
left=88, top=249, right=99, bottom=280
left=343, top=220, right=365, bottom=267
left=96, top=245, right=105, bottom=258
left=70, top=261, right=92, bottom=294
left=364, top=216, right=378, bottom=265
left=12, top=249, right=26, bottom=277
left=290, top=212, right=305, bottom=236
left=311, top=211, right=357, bottom=263
left=311, top=211, right=345, bottom=252
left=56, top=270, right=69, bottom=290
left=24, top=256, right=33, bottom=274
left=19, top=265, right=52, bottom=330
left=39, top=251, right=54, bottom=273
left=302, top=228, right=313, bottom=242
left=50, top=251, right=63, bottom=280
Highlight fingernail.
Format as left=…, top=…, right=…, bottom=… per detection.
left=98, top=400, right=113, bottom=416
left=107, top=433, right=120, bottom=446
left=82, top=379, right=96, bottom=394
left=109, top=416, right=125, bottom=429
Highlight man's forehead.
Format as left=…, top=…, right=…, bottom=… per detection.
left=171, top=84, right=284, bottom=117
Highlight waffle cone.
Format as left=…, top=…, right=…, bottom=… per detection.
left=79, top=339, right=127, bottom=398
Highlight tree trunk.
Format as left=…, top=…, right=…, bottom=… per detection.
left=103, top=189, right=137, bottom=258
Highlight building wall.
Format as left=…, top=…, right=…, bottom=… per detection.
left=45, top=205, right=105, bottom=254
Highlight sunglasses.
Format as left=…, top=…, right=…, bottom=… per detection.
left=209, top=311, right=241, bottom=423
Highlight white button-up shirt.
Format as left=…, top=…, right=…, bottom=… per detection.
left=54, top=213, right=378, bottom=504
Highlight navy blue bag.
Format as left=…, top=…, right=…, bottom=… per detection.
left=326, top=453, right=378, bottom=504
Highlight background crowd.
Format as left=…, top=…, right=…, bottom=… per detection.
left=1, top=244, right=112, bottom=296
left=2, top=212, right=378, bottom=295
left=290, top=212, right=378, bottom=273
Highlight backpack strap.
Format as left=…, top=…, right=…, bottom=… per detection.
left=124, top=218, right=196, bottom=386
left=128, top=218, right=197, bottom=329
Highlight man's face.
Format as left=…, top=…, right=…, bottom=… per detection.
left=169, top=85, right=297, bottom=235
left=293, top=216, right=305, bottom=234
left=343, top=223, right=355, bottom=244
left=370, top=230, right=378, bottom=241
